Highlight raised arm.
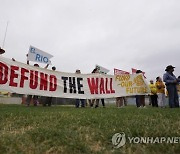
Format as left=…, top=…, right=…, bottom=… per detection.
left=26, top=54, right=29, bottom=65
left=44, top=64, right=49, bottom=69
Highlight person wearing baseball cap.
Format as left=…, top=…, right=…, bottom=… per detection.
left=163, top=65, right=179, bottom=108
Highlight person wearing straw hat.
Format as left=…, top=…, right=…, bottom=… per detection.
left=163, top=65, right=179, bottom=108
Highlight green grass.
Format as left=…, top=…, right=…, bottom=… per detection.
left=0, top=104, right=179, bottom=154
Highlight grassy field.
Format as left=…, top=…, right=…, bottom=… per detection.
left=0, top=104, right=179, bottom=154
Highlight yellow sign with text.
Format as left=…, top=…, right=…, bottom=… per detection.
left=115, top=74, right=150, bottom=94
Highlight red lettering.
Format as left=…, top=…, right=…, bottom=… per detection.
left=49, top=75, right=57, bottom=91
left=105, top=78, right=110, bottom=94
left=110, top=78, right=115, bottom=93
left=87, top=78, right=99, bottom=94
left=9, top=66, right=19, bottom=87
left=30, top=70, right=38, bottom=89
left=20, top=68, right=29, bottom=88
left=0, top=62, right=8, bottom=84
left=40, top=73, right=48, bottom=90
left=99, top=78, right=105, bottom=94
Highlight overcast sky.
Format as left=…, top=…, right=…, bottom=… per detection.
left=1, top=0, right=180, bottom=81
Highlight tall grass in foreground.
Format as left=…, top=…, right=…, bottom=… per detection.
left=0, top=104, right=179, bottom=154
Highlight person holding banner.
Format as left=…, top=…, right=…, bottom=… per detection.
left=89, top=68, right=105, bottom=108
left=42, top=66, right=56, bottom=107
left=75, top=69, right=85, bottom=108
left=116, top=97, right=127, bottom=108
left=26, top=54, right=49, bottom=106
left=116, top=97, right=123, bottom=108
left=89, top=68, right=98, bottom=107
left=135, top=70, right=146, bottom=108
left=26, top=54, right=38, bottom=106
left=26, top=62, right=40, bottom=106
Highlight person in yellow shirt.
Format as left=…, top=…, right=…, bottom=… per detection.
left=155, top=77, right=166, bottom=108
left=177, top=76, right=180, bottom=95
left=149, top=80, right=158, bottom=107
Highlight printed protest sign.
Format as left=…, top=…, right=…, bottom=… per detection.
left=114, top=68, right=130, bottom=75
left=27, top=46, right=53, bottom=64
left=0, top=56, right=150, bottom=99
left=95, top=64, right=110, bottom=74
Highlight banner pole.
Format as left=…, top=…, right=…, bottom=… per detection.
left=2, top=21, right=9, bottom=48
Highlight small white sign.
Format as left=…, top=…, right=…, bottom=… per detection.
left=95, top=64, right=110, bottom=74
left=27, top=46, right=53, bottom=64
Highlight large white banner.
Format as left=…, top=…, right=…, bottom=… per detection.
left=0, top=56, right=150, bottom=99
left=27, top=46, right=53, bottom=64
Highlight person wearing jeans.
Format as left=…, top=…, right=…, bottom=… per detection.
left=75, top=69, right=85, bottom=108
left=94, top=99, right=105, bottom=108
left=163, top=65, right=179, bottom=108
left=75, top=99, right=85, bottom=108
left=135, top=95, right=145, bottom=108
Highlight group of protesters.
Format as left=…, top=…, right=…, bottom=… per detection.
left=75, top=66, right=180, bottom=109
left=116, top=66, right=180, bottom=109
left=0, top=48, right=180, bottom=108
left=149, top=65, right=180, bottom=108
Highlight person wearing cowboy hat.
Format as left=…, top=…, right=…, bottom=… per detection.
left=163, top=65, right=179, bottom=108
